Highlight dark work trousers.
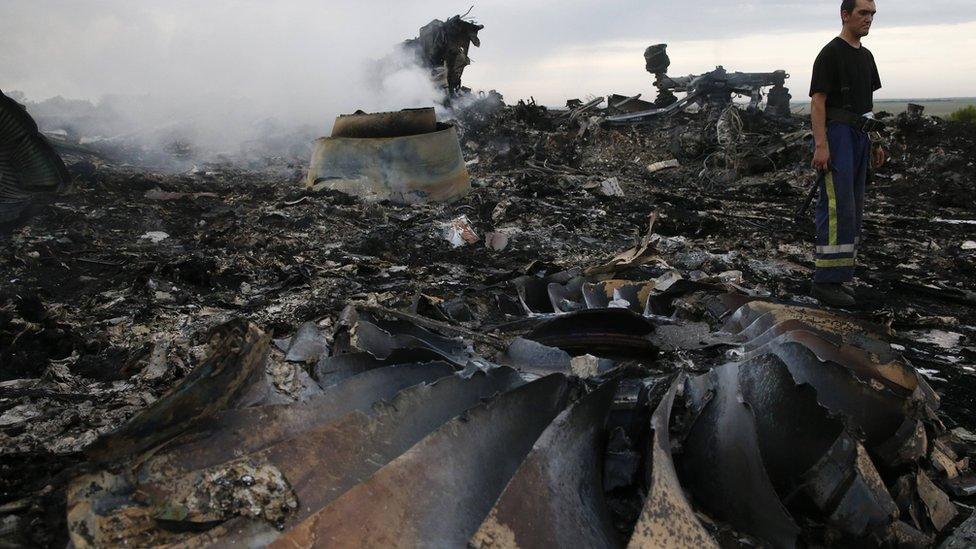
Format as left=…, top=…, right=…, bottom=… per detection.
left=814, top=121, right=870, bottom=283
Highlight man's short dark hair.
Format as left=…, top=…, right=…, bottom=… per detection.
left=841, top=0, right=856, bottom=14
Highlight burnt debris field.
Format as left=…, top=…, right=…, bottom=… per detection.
left=3, top=24, right=976, bottom=549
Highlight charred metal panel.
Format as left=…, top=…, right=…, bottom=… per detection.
left=680, top=363, right=801, bottom=548
left=524, top=308, right=658, bottom=358
left=629, top=375, right=718, bottom=549
left=141, top=362, right=455, bottom=474
left=136, top=368, right=526, bottom=538
left=470, top=381, right=621, bottom=548
left=85, top=320, right=270, bottom=463
left=331, top=108, right=437, bottom=138
left=269, top=374, right=570, bottom=548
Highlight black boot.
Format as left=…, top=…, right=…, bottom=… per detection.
left=812, top=283, right=856, bottom=308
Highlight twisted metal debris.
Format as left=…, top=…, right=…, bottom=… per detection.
left=65, top=242, right=959, bottom=548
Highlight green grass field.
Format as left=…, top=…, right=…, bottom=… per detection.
left=794, top=98, right=976, bottom=116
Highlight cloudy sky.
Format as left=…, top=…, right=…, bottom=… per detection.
left=2, top=1, right=975, bottom=117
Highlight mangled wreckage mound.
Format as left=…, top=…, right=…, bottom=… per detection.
left=0, top=89, right=68, bottom=227
left=306, top=107, right=470, bottom=204
left=68, top=265, right=960, bottom=548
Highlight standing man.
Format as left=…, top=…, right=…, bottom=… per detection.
left=809, top=0, right=886, bottom=308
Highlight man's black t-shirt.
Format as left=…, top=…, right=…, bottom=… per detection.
left=809, top=37, right=882, bottom=115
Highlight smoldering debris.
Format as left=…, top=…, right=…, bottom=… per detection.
left=2, top=46, right=976, bottom=549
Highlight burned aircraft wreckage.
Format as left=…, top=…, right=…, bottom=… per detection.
left=401, top=12, right=485, bottom=96
left=3, top=23, right=976, bottom=549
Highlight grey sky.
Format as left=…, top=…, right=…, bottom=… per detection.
left=2, top=1, right=974, bottom=115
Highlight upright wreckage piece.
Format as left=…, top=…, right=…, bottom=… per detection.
left=608, top=44, right=792, bottom=124
left=306, top=108, right=471, bottom=204
left=402, top=13, right=484, bottom=95
left=0, top=89, right=68, bottom=227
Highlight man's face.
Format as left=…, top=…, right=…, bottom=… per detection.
left=843, top=0, right=877, bottom=37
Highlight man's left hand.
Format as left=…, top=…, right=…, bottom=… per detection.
left=872, top=145, right=887, bottom=168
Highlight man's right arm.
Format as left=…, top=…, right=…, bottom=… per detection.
left=811, top=92, right=830, bottom=171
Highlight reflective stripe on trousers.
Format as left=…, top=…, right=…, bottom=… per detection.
left=814, top=122, right=870, bottom=283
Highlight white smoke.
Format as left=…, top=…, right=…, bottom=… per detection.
left=0, top=1, right=448, bottom=168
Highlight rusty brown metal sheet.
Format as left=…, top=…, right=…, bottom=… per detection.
left=85, top=320, right=270, bottom=463
left=269, top=374, right=570, bottom=548
left=470, top=381, right=621, bottom=549
left=141, top=362, right=455, bottom=474
left=723, top=301, right=890, bottom=342
left=582, top=280, right=655, bottom=313
left=629, top=375, right=717, bottom=549
left=307, top=113, right=470, bottom=204
left=134, top=367, right=526, bottom=543
left=330, top=107, right=437, bottom=138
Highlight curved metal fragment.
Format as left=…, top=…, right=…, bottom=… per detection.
left=269, top=374, right=570, bottom=548
left=736, top=353, right=846, bottom=495
left=86, top=320, right=270, bottom=463
left=135, top=368, right=526, bottom=542
left=513, top=270, right=581, bottom=315
left=498, top=337, right=615, bottom=376
left=524, top=308, right=658, bottom=358
left=743, top=332, right=915, bottom=447
left=307, top=114, right=470, bottom=204
left=330, top=107, right=436, bottom=139
left=141, top=362, right=455, bottom=474
left=724, top=301, right=889, bottom=344
left=582, top=280, right=655, bottom=313
left=629, top=375, right=717, bottom=549
left=680, top=363, right=801, bottom=548
left=801, top=434, right=900, bottom=537
left=470, top=381, right=621, bottom=549
left=547, top=278, right=585, bottom=313
left=352, top=317, right=474, bottom=367
left=0, top=90, right=68, bottom=225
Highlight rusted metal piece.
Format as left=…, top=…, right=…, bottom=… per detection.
left=582, top=280, right=655, bottom=314
left=307, top=108, right=470, bottom=204
left=269, top=374, right=570, bottom=548
left=470, top=381, right=621, bottom=548
left=331, top=107, right=436, bottom=138
left=85, top=320, right=270, bottom=463
left=140, top=362, right=455, bottom=474
left=629, top=375, right=718, bottom=549
left=0, top=89, right=68, bottom=225
left=524, top=308, right=658, bottom=358
left=135, top=368, right=526, bottom=542
left=681, top=362, right=802, bottom=548
left=335, top=307, right=478, bottom=367
left=67, top=471, right=183, bottom=548
left=724, top=301, right=891, bottom=345
left=916, top=470, right=958, bottom=531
